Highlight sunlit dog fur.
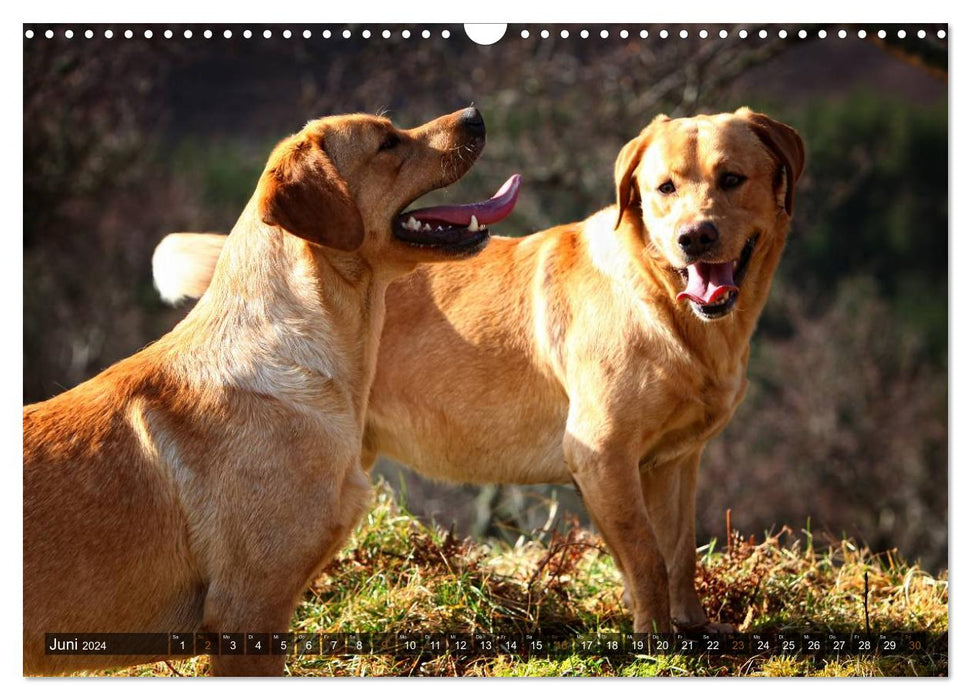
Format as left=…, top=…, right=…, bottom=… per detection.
left=153, top=108, right=804, bottom=635
left=23, top=109, right=490, bottom=676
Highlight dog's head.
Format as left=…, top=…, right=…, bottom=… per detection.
left=257, top=108, right=520, bottom=266
left=615, top=108, right=804, bottom=321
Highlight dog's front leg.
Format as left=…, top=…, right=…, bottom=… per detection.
left=200, top=462, right=372, bottom=676
left=563, top=428, right=671, bottom=633
left=202, top=584, right=294, bottom=676
left=640, top=451, right=731, bottom=632
left=641, top=451, right=705, bottom=629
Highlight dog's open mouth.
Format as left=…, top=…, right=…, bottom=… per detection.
left=394, top=174, right=521, bottom=251
left=676, top=235, right=758, bottom=319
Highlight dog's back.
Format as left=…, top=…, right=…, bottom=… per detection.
left=363, top=218, right=604, bottom=485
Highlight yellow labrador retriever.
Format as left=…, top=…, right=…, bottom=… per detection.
left=23, top=107, right=522, bottom=676
left=152, top=108, right=804, bottom=635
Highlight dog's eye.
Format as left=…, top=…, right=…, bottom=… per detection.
left=657, top=180, right=676, bottom=195
left=377, top=133, right=400, bottom=152
left=720, top=172, right=747, bottom=190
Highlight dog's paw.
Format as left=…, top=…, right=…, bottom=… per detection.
left=701, top=621, right=736, bottom=634
left=673, top=619, right=736, bottom=634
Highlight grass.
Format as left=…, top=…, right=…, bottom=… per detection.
left=86, top=482, right=947, bottom=677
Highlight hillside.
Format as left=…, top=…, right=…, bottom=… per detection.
left=83, top=483, right=948, bottom=677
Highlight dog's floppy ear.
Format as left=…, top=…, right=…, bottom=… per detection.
left=614, top=114, right=668, bottom=229
left=738, top=108, right=806, bottom=216
left=257, top=134, right=365, bottom=251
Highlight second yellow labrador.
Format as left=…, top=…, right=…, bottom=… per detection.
left=152, top=108, right=804, bottom=634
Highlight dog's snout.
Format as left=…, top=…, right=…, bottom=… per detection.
left=677, top=221, right=719, bottom=258
left=459, top=107, right=486, bottom=139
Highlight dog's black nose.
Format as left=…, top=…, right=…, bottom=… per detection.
left=677, top=221, right=719, bottom=258
left=460, top=107, right=486, bottom=139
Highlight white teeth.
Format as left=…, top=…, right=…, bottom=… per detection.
left=436, top=225, right=443, bottom=231
left=468, top=215, right=480, bottom=232
left=406, top=216, right=420, bottom=231
left=423, top=223, right=432, bottom=231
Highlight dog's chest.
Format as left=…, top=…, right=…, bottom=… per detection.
left=639, top=367, right=748, bottom=468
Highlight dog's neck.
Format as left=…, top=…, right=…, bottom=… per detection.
left=169, top=196, right=389, bottom=425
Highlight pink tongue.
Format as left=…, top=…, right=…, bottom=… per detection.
left=676, top=261, right=738, bottom=305
left=404, top=174, right=521, bottom=226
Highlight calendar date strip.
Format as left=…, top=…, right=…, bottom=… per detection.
left=45, top=631, right=944, bottom=657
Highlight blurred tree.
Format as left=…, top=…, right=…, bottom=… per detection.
left=769, top=94, right=948, bottom=367
left=23, top=36, right=181, bottom=400
left=870, top=29, right=947, bottom=80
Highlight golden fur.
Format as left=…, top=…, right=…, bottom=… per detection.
left=23, top=108, right=489, bottom=676
left=152, top=108, right=805, bottom=635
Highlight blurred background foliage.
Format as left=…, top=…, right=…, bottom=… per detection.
left=23, top=24, right=947, bottom=572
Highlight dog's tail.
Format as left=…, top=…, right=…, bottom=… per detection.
left=152, top=233, right=227, bottom=305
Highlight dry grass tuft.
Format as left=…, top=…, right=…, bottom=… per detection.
left=85, top=481, right=947, bottom=678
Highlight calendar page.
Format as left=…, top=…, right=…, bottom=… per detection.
left=22, top=19, right=948, bottom=678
